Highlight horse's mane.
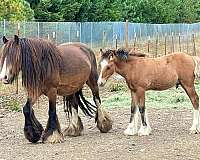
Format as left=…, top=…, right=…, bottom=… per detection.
left=100, top=48, right=146, bottom=61
left=1, top=37, right=62, bottom=94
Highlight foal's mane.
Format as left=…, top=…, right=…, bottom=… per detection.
left=100, top=48, right=146, bottom=61
left=1, top=37, right=62, bottom=94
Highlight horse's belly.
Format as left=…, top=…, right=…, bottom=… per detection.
left=148, top=71, right=178, bottom=90
left=57, top=73, right=89, bottom=96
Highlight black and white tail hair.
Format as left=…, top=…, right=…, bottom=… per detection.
left=63, top=89, right=96, bottom=118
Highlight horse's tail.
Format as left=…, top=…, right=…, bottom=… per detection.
left=192, top=56, right=200, bottom=79
left=63, top=89, right=97, bottom=118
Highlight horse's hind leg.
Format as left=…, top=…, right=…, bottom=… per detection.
left=181, top=83, right=200, bottom=134
left=23, top=98, right=44, bottom=143
left=42, top=89, right=64, bottom=143
left=63, top=95, right=84, bottom=137
left=86, top=79, right=112, bottom=133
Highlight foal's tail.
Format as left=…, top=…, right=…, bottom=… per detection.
left=192, top=56, right=200, bottom=79
left=63, top=89, right=97, bottom=118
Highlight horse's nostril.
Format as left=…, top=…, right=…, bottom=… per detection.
left=4, top=75, right=7, bottom=80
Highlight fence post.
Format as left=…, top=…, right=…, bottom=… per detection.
left=147, top=36, right=150, bottom=54
left=192, top=33, right=196, bottom=56
left=164, top=33, right=167, bottom=55
left=125, top=20, right=129, bottom=49
left=115, top=34, right=118, bottom=49
left=133, top=32, right=137, bottom=51
left=178, top=33, right=181, bottom=52
left=155, top=34, right=158, bottom=57
left=102, top=31, right=106, bottom=48
left=90, top=23, right=93, bottom=48
left=171, top=32, right=174, bottom=53
left=15, top=23, right=20, bottom=94
left=37, top=22, right=40, bottom=39
left=3, top=19, right=6, bottom=35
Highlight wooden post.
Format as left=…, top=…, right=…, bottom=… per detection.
left=102, top=31, right=106, bottom=48
left=133, top=32, right=137, bottom=51
left=164, top=33, right=167, bottom=55
left=192, top=33, right=196, bottom=56
left=155, top=34, right=158, bottom=58
left=115, top=34, right=118, bottom=49
left=125, top=20, right=129, bottom=49
left=171, top=32, right=174, bottom=53
left=147, top=36, right=150, bottom=54
left=178, top=33, right=181, bottom=52
left=16, top=23, right=20, bottom=94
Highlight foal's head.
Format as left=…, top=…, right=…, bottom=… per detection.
left=98, top=48, right=129, bottom=86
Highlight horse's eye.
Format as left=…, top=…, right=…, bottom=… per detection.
left=107, top=66, right=111, bottom=70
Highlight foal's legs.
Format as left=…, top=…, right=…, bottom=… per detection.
left=136, top=88, right=152, bottom=136
left=23, top=97, right=44, bottom=143
left=42, top=88, right=64, bottom=143
left=181, top=83, right=200, bottom=134
left=87, top=79, right=112, bottom=133
left=124, top=91, right=139, bottom=135
left=63, top=95, right=84, bottom=137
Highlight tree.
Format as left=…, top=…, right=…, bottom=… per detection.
left=0, top=0, right=34, bottom=21
left=34, top=0, right=63, bottom=21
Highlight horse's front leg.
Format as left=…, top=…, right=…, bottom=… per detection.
left=23, top=98, right=44, bottom=143
left=42, top=88, right=64, bottom=143
left=137, top=89, right=152, bottom=136
left=63, top=95, right=84, bottom=137
left=124, top=91, right=139, bottom=135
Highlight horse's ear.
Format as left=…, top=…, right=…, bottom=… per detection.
left=3, top=36, right=8, bottom=44
left=99, top=48, right=103, bottom=55
left=14, top=35, right=19, bottom=45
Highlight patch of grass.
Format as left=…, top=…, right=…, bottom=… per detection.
left=7, top=99, right=21, bottom=112
left=102, top=83, right=200, bottom=109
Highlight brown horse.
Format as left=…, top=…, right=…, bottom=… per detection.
left=98, top=48, right=200, bottom=136
left=0, top=35, right=112, bottom=144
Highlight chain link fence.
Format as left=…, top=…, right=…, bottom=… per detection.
left=1, top=20, right=200, bottom=55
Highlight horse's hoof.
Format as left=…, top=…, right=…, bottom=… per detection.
left=189, top=127, right=200, bottom=134
left=42, top=129, right=64, bottom=144
left=96, top=111, right=112, bottom=133
left=138, top=126, right=152, bottom=136
left=63, top=116, right=83, bottom=137
left=24, top=126, right=43, bottom=143
left=124, top=128, right=137, bottom=136
left=123, top=123, right=138, bottom=136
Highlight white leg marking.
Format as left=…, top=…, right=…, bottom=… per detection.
left=124, top=107, right=139, bottom=135
left=138, top=110, right=152, bottom=136
left=0, top=58, right=7, bottom=80
left=190, top=109, right=200, bottom=134
left=71, top=107, right=78, bottom=127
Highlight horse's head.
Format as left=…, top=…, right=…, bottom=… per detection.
left=98, top=48, right=116, bottom=87
left=0, top=35, right=21, bottom=84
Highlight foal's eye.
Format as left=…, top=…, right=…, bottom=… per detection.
left=107, top=66, right=111, bottom=70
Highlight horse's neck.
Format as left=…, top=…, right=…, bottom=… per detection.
left=114, top=60, right=130, bottom=79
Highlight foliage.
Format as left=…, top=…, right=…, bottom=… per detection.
left=0, top=0, right=34, bottom=21
left=1, top=0, right=200, bottom=23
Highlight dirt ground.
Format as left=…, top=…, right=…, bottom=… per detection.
left=0, top=104, right=200, bottom=160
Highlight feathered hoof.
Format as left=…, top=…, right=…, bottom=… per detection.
left=42, top=129, right=64, bottom=144
left=24, top=125, right=43, bottom=143
left=96, top=110, right=112, bottom=133
left=63, top=116, right=83, bottom=137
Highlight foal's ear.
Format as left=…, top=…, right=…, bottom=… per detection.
left=99, top=48, right=103, bottom=55
left=2, top=36, right=8, bottom=44
left=14, top=35, right=19, bottom=45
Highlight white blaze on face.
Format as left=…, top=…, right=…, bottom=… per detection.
left=98, top=59, right=108, bottom=86
left=0, top=57, right=7, bottom=80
